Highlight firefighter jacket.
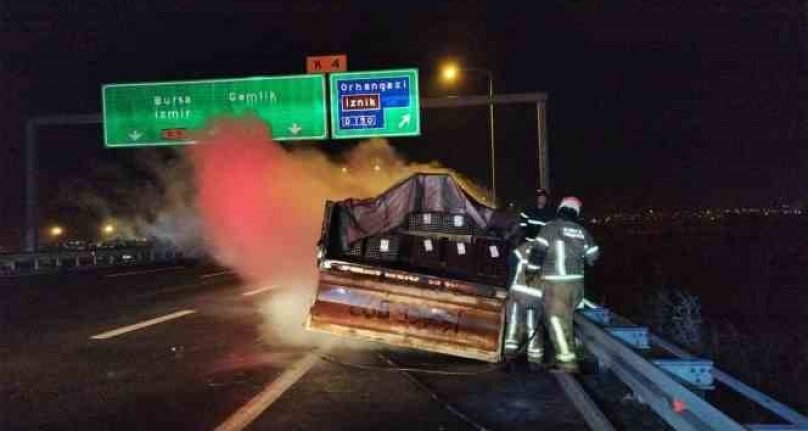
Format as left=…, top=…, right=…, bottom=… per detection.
left=531, top=218, right=599, bottom=281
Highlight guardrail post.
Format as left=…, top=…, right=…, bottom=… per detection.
left=581, top=308, right=611, bottom=325
left=33, top=258, right=40, bottom=271
left=651, top=359, right=715, bottom=391
left=108, top=255, right=114, bottom=265
left=606, top=327, right=650, bottom=349
left=75, top=256, right=81, bottom=267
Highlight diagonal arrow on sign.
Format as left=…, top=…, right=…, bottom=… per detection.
left=398, top=114, right=411, bottom=129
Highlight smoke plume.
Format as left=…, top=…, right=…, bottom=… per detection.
left=53, top=147, right=204, bottom=253
left=189, top=117, right=489, bottom=346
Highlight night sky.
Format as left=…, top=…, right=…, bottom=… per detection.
left=1, top=1, right=806, bottom=245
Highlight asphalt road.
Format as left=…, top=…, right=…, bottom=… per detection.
left=0, top=262, right=591, bottom=431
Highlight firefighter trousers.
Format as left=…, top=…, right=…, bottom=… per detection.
left=504, top=273, right=545, bottom=363
left=540, top=278, right=584, bottom=364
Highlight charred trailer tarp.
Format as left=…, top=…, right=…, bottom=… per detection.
left=307, top=174, right=515, bottom=362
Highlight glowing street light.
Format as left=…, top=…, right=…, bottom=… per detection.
left=102, top=223, right=115, bottom=235
left=50, top=225, right=64, bottom=238
left=441, top=63, right=459, bottom=82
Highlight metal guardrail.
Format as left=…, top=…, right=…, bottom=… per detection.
left=649, top=333, right=808, bottom=430
left=0, top=247, right=185, bottom=274
left=576, top=306, right=808, bottom=431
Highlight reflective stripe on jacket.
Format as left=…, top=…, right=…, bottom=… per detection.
left=533, top=219, right=599, bottom=280
left=519, top=207, right=554, bottom=240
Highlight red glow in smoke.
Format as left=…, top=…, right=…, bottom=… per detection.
left=189, top=118, right=321, bottom=285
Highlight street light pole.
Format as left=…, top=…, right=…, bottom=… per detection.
left=462, top=68, right=497, bottom=204
left=441, top=65, right=497, bottom=203
left=486, top=71, right=496, bottom=204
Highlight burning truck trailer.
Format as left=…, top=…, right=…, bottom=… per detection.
left=306, top=173, right=514, bottom=362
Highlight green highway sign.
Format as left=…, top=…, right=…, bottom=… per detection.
left=329, top=69, right=420, bottom=139
left=102, top=75, right=327, bottom=147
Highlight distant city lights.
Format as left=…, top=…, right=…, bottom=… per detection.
left=589, top=207, right=803, bottom=225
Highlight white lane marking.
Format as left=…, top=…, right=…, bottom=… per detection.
left=213, top=350, right=323, bottom=431
left=135, top=278, right=226, bottom=300
left=90, top=309, right=197, bottom=340
left=104, top=266, right=184, bottom=278
left=242, top=285, right=275, bottom=297
left=201, top=270, right=235, bottom=279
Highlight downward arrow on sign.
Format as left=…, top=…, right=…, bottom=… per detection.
left=128, top=130, right=143, bottom=141
left=288, top=123, right=302, bottom=135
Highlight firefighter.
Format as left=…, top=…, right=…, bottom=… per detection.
left=518, top=189, right=554, bottom=242
left=503, top=190, right=554, bottom=366
left=506, top=190, right=553, bottom=289
left=503, top=246, right=546, bottom=367
left=531, top=196, right=599, bottom=373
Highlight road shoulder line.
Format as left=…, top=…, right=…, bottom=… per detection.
left=554, top=372, right=617, bottom=431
